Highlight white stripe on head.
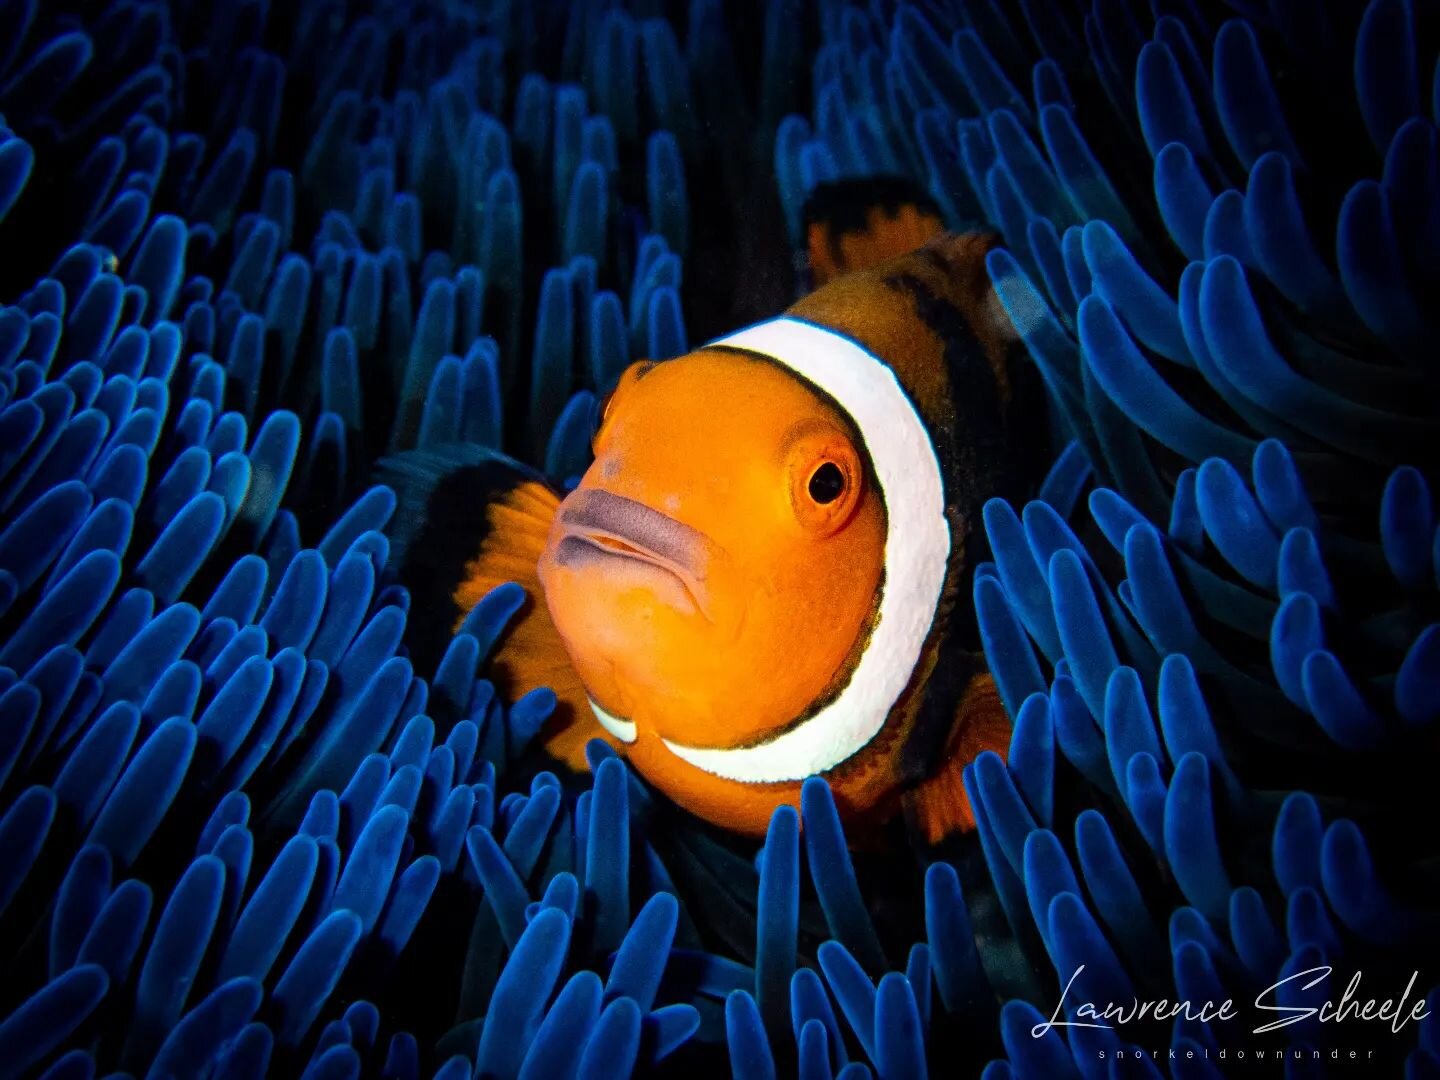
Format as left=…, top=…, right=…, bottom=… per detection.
left=590, top=697, right=637, bottom=743
left=654, top=316, right=951, bottom=783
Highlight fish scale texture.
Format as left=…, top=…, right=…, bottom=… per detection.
left=0, top=0, right=1435, bottom=1078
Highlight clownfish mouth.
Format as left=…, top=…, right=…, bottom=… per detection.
left=551, top=489, right=716, bottom=620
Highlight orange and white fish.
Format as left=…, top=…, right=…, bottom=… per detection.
left=387, top=184, right=1044, bottom=841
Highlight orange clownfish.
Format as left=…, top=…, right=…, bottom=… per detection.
left=387, top=190, right=1044, bottom=842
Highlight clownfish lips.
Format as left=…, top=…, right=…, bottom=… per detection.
left=550, top=489, right=716, bottom=621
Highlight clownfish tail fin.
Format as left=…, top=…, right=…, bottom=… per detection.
left=903, top=670, right=1013, bottom=846
left=377, top=445, right=605, bottom=770
left=801, top=175, right=950, bottom=288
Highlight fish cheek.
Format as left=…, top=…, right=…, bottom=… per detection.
left=772, top=487, right=886, bottom=649
left=656, top=497, right=886, bottom=744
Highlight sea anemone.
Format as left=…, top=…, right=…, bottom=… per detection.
left=0, top=0, right=1435, bottom=1077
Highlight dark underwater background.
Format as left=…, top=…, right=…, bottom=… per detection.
left=0, top=0, right=1437, bottom=1077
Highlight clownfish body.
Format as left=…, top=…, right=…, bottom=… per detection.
left=386, top=185, right=1045, bottom=841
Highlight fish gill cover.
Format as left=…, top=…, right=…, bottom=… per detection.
left=0, top=0, right=1434, bottom=1077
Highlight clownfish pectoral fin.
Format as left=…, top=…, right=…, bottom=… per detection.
left=377, top=444, right=613, bottom=772
left=801, top=175, right=949, bottom=288
left=902, top=670, right=1013, bottom=846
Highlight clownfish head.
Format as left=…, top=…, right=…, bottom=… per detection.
left=536, top=334, right=900, bottom=832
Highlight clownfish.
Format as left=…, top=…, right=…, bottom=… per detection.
left=386, top=180, right=1045, bottom=841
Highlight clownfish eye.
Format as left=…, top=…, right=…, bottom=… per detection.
left=787, top=425, right=861, bottom=535
left=808, top=461, right=846, bottom=504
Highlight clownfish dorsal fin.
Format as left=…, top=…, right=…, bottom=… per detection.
left=786, top=228, right=1026, bottom=430
left=802, top=175, right=948, bottom=287
left=902, top=670, right=1012, bottom=845
left=377, top=445, right=609, bottom=770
